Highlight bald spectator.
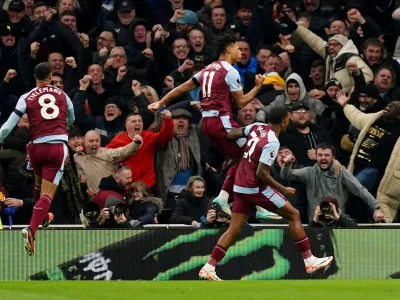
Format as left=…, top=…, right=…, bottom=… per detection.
left=74, top=130, right=142, bottom=195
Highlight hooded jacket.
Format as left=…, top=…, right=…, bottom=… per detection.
left=256, top=73, right=326, bottom=122
left=93, top=175, right=126, bottom=209
left=294, top=26, right=374, bottom=93
left=170, top=189, right=210, bottom=225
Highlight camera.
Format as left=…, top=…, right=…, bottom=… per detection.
left=82, top=201, right=101, bottom=223
left=109, top=203, right=126, bottom=216
left=320, top=201, right=332, bottom=218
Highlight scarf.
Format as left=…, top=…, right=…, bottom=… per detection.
left=176, top=136, right=190, bottom=171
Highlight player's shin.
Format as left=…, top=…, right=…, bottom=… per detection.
left=34, top=186, right=41, bottom=203
left=29, top=194, right=52, bottom=236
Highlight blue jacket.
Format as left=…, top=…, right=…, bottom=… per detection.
left=234, top=57, right=258, bottom=85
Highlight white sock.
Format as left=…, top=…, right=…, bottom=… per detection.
left=217, top=190, right=229, bottom=202
left=304, top=255, right=316, bottom=266
left=204, top=263, right=215, bottom=271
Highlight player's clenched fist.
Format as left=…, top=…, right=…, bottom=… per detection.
left=148, top=102, right=161, bottom=112
left=283, top=187, right=296, bottom=197
left=255, top=74, right=265, bottom=87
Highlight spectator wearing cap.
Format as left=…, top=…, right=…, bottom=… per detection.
left=281, top=142, right=384, bottom=223
left=155, top=109, right=202, bottom=208
left=257, top=73, right=326, bottom=123
left=74, top=130, right=142, bottom=195
left=74, top=76, right=127, bottom=146
left=167, top=9, right=198, bottom=35
left=0, top=24, right=21, bottom=95
left=233, top=39, right=258, bottom=85
left=279, top=102, right=333, bottom=167
left=188, top=27, right=213, bottom=65
left=124, top=19, right=151, bottom=69
left=287, top=19, right=374, bottom=93
left=104, top=0, right=137, bottom=46
left=0, top=0, right=34, bottom=38
left=106, top=110, right=174, bottom=190
left=309, top=197, right=358, bottom=228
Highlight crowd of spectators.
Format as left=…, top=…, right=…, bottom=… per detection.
left=0, top=0, right=400, bottom=228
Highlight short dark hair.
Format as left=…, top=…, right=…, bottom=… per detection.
left=311, top=59, right=324, bottom=69
left=268, top=52, right=283, bottom=62
left=87, top=63, right=103, bottom=72
left=68, top=126, right=83, bottom=139
left=212, top=5, right=226, bottom=14
left=32, top=1, right=48, bottom=12
left=214, top=31, right=237, bottom=57
left=59, top=10, right=77, bottom=19
left=316, top=143, right=336, bottom=156
left=51, top=72, right=63, bottom=78
left=125, top=112, right=142, bottom=123
left=34, top=62, right=52, bottom=81
left=362, top=38, right=385, bottom=53
left=268, top=106, right=288, bottom=125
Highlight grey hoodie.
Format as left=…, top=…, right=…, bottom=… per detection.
left=281, top=161, right=379, bottom=222
left=256, top=73, right=326, bottom=122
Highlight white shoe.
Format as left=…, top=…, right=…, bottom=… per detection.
left=305, top=256, right=334, bottom=274
left=212, top=197, right=232, bottom=216
left=199, top=267, right=223, bottom=281
left=256, top=206, right=282, bottom=220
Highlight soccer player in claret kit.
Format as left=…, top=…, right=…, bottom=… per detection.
left=148, top=31, right=265, bottom=214
left=199, top=107, right=334, bottom=280
left=0, top=62, right=75, bottom=256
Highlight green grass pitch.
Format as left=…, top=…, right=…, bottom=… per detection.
left=0, top=280, right=398, bottom=300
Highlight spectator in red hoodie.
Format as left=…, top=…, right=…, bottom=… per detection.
left=106, top=110, right=174, bottom=188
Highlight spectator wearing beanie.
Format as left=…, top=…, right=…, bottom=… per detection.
left=287, top=16, right=374, bottom=92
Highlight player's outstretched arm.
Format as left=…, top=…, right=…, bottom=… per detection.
left=227, top=127, right=245, bottom=140
left=256, top=163, right=296, bottom=198
left=231, top=74, right=264, bottom=109
left=66, top=95, right=75, bottom=128
left=0, top=96, right=26, bottom=142
left=147, top=79, right=197, bottom=112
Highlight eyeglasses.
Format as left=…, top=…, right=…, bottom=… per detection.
left=105, top=105, right=118, bottom=110
left=110, top=54, right=125, bottom=58
left=173, top=45, right=189, bottom=49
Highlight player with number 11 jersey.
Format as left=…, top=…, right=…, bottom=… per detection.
left=148, top=32, right=265, bottom=158
left=0, top=62, right=75, bottom=256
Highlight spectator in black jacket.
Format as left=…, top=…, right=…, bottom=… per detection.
left=73, top=75, right=126, bottom=146
left=103, top=46, right=155, bottom=97
left=279, top=102, right=332, bottom=167
left=127, top=180, right=163, bottom=226
left=170, top=176, right=210, bottom=227
left=0, top=0, right=34, bottom=38
left=104, top=0, right=137, bottom=46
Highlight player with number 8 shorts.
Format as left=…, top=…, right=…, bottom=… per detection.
left=0, top=62, right=75, bottom=256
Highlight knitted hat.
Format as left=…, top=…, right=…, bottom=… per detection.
left=360, top=83, right=380, bottom=99
left=263, top=72, right=285, bottom=88
left=186, top=176, right=205, bottom=189
left=328, top=34, right=348, bottom=46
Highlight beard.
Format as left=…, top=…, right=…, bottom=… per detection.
left=294, top=121, right=309, bottom=129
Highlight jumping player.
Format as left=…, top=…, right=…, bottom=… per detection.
left=148, top=32, right=266, bottom=216
left=199, top=106, right=334, bottom=280
left=0, top=62, right=75, bottom=255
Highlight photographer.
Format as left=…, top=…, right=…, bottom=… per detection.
left=200, top=199, right=231, bottom=229
left=309, top=197, right=358, bottom=228
left=85, top=197, right=134, bottom=229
